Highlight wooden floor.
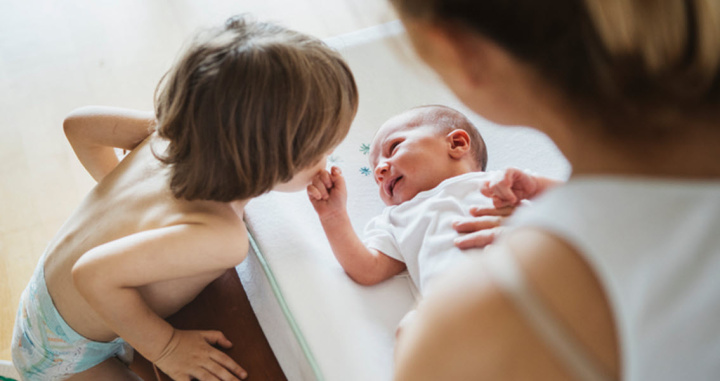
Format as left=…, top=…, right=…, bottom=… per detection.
left=0, top=0, right=395, bottom=361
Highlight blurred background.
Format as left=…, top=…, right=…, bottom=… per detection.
left=0, top=0, right=396, bottom=361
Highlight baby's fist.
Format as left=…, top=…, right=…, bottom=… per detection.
left=308, top=168, right=334, bottom=201
left=307, top=166, right=348, bottom=219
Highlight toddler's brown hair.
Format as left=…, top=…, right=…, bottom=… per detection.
left=154, top=15, right=358, bottom=201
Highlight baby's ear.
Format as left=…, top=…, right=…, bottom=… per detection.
left=447, top=129, right=471, bottom=159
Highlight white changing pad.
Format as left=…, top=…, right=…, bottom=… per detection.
left=237, top=21, right=571, bottom=381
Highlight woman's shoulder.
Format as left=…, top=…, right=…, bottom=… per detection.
left=394, top=228, right=619, bottom=380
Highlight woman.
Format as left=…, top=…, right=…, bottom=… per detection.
left=389, top=1, right=720, bottom=380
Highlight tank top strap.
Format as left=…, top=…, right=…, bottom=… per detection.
left=483, top=249, right=615, bottom=381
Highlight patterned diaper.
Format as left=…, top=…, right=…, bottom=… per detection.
left=11, top=262, right=132, bottom=380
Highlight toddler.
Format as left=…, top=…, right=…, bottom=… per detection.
left=11, top=15, right=358, bottom=381
left=308, top=105, right=558, bottom=294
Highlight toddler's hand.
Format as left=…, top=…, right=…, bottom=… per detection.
left=307, top=166, right=347, bottom=221
left=154, top=329, right=247, bottom=381
left=481, top=167, right=540, bottom=208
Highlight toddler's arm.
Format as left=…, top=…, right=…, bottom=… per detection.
left=72, top=221, right=249, bottom=380
left=308, top=167, right=406, bottom=286
left=63, top=106, right=155, bottom=182
left=481, top=167, right=562, bottom=208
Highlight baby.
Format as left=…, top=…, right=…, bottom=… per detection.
left=308, top=105, right=559, bottom=295
left=12, top=16, right=357, bottom=381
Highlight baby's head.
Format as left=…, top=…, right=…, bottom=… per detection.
left=154, top=15, right=358, bottom=202
left=369, top=105, right=487, bottom=206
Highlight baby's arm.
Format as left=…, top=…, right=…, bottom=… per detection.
left=72, top=221, right=248, bottom=380
left=481, top=167, right=562, bottom=208
left=308, top=167, right=406, bottom=286
left=63, top=106, right=155, bottom=182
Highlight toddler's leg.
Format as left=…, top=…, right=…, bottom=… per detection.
left=67, top=357, right=143, bottom=381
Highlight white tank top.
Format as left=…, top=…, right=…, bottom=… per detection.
left=503, top=176, right=720, bottom=380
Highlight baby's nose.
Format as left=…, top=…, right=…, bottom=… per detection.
left=374, top=162, right=389, bottom=182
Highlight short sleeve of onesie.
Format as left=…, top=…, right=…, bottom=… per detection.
left=362, top=210, right=404, bottom=263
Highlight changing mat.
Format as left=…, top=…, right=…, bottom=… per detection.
left=237, top=21, right=571, bottom=381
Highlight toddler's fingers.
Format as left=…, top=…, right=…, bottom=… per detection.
left=203, top=331, right=233, bottom=349
left=204, top=360, right=241, bottom=381
left=211, top=350, right=247, bottom=380
left=191, top=367, right=217, bottom=381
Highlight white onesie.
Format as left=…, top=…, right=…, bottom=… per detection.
left=363, top=171, right=495, bottom=294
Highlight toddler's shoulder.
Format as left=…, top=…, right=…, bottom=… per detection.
left=174, top=202, right=250, bottom=266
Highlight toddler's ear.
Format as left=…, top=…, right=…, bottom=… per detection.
left=447, top=129, right=471, bottom=159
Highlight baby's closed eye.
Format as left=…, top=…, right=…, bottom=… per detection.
left=388, top=140, right=402, bottom=155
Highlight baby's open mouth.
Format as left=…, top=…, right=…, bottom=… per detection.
left=387, top=176, right=403, bottom=197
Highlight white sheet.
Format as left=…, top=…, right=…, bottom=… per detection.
left=237, top=21, right=571, bottom=381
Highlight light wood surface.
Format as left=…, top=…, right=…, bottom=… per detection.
left=0, top=0, right=395, bottom=361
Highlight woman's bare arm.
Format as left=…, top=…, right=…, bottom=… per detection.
left=394, top=228, right=619, bottom=380
left=63, top=106, right=155, bottom=182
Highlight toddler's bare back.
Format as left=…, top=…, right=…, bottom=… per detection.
left=42, top=134, right=247, bottom=342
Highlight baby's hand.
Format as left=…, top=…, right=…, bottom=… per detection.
left=481, top=167, right=540, bottom=208
left=154, top=329, right=247, bottom=380
left=307, top=166, right=347, bottom=221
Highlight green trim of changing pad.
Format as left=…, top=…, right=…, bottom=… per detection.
left=246, top=230, right=325, bottom=381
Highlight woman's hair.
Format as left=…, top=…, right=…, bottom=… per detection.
left=413, top=105, right=488, bottom=171
left=154, top=15, right=358, bottom=201
left=391, top=0, right=720, bottom=138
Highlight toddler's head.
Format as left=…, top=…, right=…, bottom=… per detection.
left=154, top=15, right=358, bottom=202
left=369, top=105, right=487, bottom=206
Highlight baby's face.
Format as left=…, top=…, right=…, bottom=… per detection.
left=369, top=111, right=458, bottom=206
